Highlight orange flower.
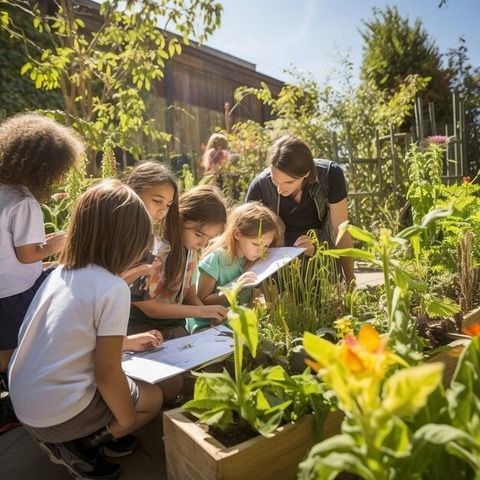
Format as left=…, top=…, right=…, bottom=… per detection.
left=463, top=323, right=480, bottom=337
left=463, top=176, right=471, bottom=184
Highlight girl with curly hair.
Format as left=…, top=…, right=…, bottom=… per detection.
left=0, top=113, right=83, bottom=392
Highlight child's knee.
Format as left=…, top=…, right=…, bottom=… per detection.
left=157, top=375, right=183, bottom=405
left=137, top=381, right=163, bottom=415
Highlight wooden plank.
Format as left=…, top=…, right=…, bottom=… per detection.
left=462, top=306, right=480, bottom=329
left=164, top=409, right=343, bottom=480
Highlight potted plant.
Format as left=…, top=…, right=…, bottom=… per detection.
left=163, top=283, right=336, bottom=480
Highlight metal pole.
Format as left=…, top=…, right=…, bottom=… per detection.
left=428, top=102, right=437, bottom=136
left=389, top=124, right=398, bottom=208
left=375, top=129, right=383, bottom=194
left=417, top=96, right=425, bottom=142
left=452, top=91, right=460, bottom=175
left=459, top=95, right=468, bottom=177
left=346, top=130, right=359, bottom=226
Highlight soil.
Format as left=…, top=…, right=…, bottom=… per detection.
left=183, top=412, right=258, bottom=448
left=417, top=315, right=458, bottom=348
left=206, top=424, right=258, bottom=448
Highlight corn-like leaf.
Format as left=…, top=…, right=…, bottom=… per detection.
left=382, top=363, right=444, bottom=417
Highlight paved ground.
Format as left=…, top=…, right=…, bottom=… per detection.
left=1, top=413, right=167, bottom=480
left=1, top=269, right=383, bottom=480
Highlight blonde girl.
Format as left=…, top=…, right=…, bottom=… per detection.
left=125, top=177, right=228, bottom=340
left=186, top=202, right=281, bottom=334
left=202, top=133, right=230, bottom=174
left=8, top=180, right=163, bottom=479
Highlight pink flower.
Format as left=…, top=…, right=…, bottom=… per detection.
left=51, top=192, right=68, bottom=201
left=426, top=135, right=449, bottom=145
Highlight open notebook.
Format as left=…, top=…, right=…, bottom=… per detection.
left=122, top=325, right=234, bottom=383
left=223, top=246, right=306, bottom=289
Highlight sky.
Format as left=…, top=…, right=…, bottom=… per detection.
left=204, top=0, right=480, bottom=85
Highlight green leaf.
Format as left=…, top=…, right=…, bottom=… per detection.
left=420, top=206, right=453, bottom=228
left=321, top=248, right=376, bottom=262
left=413, top=424, right=480, bottom=471
left=20, top=62, right=32, bottom=76
left=299, top=434, right=376, bottom=480
left=335, top=220, right=349, bottom=245
left=303, top=332, right=336, bottom=366
left=425, top=296, right=461, bottom=318
left=447, top=336, right=480, bottom=432
left=346, top=224, right=376, bottom=245
left=395, top=224, right=425, bottom=240
left=382, top=363, right=444, bottom=417
left=228, top=305, right=258, bottom=358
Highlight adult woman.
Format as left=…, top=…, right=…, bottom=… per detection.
left=246, top=134, right=354, bottom=285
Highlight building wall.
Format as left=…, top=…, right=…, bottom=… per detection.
left=76, top=0, right=284, bottom=159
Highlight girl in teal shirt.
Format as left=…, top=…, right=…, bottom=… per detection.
left=186, top=202, right=281, bottom=333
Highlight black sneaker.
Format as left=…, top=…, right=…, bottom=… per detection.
left=101, top=434, right=138, bottom=458
left=38, top=440, right=121, bottom=479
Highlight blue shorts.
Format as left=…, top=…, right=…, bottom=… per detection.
left=0, top=269, right=53, bottom=350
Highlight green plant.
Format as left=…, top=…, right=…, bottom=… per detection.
left=101, top=138, right=117, bottom=179
left=0, top=0, right=222, bottom=168
left=41, top=155, right=89, bottom=233
left=360, top=5, right=451, bottom=125
left=262, top=239, right=342, bottom=343
left=406, top=142, right=445, bottom=248
left=183, top=283, right=329, bottom=436
left=225, top=63, right=428, bottom=229
left=298, top=329, right=480, bottom=480
left=322, top=208, right=458, bottom=362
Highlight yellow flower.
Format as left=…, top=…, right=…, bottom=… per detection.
left=334, top=316, right=353, bottom=339
left=304, top=325, right=406, bottom=414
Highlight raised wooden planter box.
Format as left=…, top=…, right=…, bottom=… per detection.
left=462, top=305, right=480, bottom=329
left=163, top=409, right=343, bottom=480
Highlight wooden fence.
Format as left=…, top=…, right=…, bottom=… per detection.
left=333, top=92, right=468, bottom=227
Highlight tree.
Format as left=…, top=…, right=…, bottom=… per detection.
left=359, top=6, right=450, bottom=127
left=0, top=4, right=62, bottom=118
left=0, top=0, right=222, bottom=169
left=446, top=37, right=480, bottom=174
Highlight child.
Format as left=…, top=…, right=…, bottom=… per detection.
left=0, top=113, right=83, bottom=403
left=202, top=133, right=230, bottom=174
left=186, top=202, right=281, bottom=334
left=8, top=180, right=163, bottom=479
left=127, top=183, right=229, bottom=340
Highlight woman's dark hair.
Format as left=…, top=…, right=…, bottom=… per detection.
left=125, top=160, right=182, bottom=287
left=60, top=180, right=152, bottom=275
left=267, top=134, right=316, bottom=185
left=0, top=112, right=84, bottom=201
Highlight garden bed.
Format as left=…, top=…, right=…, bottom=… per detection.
left=163, top=409, right=343, bottom=480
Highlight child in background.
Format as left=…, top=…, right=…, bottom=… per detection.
left=8, top=180, right=163, bottom=480
left=202, top=133, right=230, bottom=175
left=128, top=183, right=229, bottom=340
left=186, top=202, right=281, bottom=334
left=0, top=113, right=83, bottom=422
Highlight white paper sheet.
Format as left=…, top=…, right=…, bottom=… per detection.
left=223, top=246, right=306, bottom=288
left=121, top=325, right=234, bottom=383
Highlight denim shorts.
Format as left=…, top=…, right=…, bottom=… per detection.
left=0, top=269, right=52, bottom=350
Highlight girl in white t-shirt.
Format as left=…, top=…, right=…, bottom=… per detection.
left=8, top=180, right=163, bottom=479
left=0, top=113, right=83, bottom=396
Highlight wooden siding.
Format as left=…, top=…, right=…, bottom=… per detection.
left=73, top=0, right=283, bottom=157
